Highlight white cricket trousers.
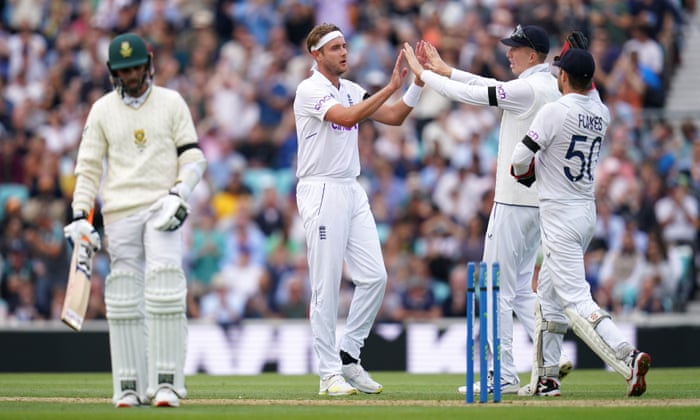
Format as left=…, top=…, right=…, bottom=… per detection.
left=538, top=200, right=629, bottom=368
left=482, top=202, right=540, bottom=385
left=296, top=178, right=387, bottom=380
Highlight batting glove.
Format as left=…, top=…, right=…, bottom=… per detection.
left=64, top=211, right=101, bottom=252
left=152, top=188, right=190, bottom=232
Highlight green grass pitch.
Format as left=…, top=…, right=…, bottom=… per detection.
left=0, top=369, right=698, bottom=419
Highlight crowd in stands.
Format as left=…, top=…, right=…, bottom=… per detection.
left=0, top=0, right=698, bottom=326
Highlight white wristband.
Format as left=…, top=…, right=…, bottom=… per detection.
left=402, top=83, right=423, bottom=107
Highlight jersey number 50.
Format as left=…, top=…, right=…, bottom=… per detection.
left=564, top=135, right=603, bottom=182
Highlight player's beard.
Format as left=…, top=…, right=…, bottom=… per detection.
left=120, top=71, right=149, bottom=97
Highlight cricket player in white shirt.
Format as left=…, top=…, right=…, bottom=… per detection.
left=403, top=25, right=573, bottom=395
left=294, top=23, right=424, bottom=396
left=64, top=33, right=206, bottom=408
left=511, top=48, right=651, bottom=397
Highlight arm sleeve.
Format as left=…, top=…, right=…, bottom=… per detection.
left=422, top=70, right=536, bottom=114
left=511, top=141, right=536, bottom=176
left=511, top=102, right=560, bottom=175
left=450, top=68, right=497, bottom=85
left=72, top=105, right=107, bottom=214
left=171, top=93, right=206, bottom=200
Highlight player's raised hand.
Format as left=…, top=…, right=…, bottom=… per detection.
left=422, top=41, right=451, bottom=77
left=388, top=49, right=408, bottom=92
left=402, top=42, right=424, bottom=79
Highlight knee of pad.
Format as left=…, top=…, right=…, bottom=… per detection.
left=105, top=271, right=144, bottom=319
left=145, top=266, right=187, bottom=314
left=584, top=309, right=611, bottom=328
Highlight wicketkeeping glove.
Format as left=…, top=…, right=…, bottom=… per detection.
left=566, top=31, right=588, bottom=50
left=64, top=211, right=101, bottom=252
left=151, top=188, right=190, bottom=231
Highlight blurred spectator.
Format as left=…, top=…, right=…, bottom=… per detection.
left=0, top=239, right=37, bottom=317
left=253, top=183, right=287, bottom=238
left=441, top=263, right=467, bottom=317
left=218, top=244, right=265, bottom=305
left=187, top=210, right=227, bottom=303
left=595, top=223, right=647, bottom=314
left=635, top=232, right=675, bottom=313
left=199, top=273, right=246, bottom=329
left=654, top=174, right=699, bottom=302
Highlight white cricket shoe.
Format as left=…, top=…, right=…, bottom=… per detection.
left=319, top=374, right=358, bottom=396
left=457, top=382, right=520, bottom=395
left=114, top=392, right=140, bottom=408
left=153, top=387, right=180, bottom=407
left=342, top=363, right=383, bottom=394
left=457, top=371, right=520, bottom=395
left=626, top=350, right=651, bottom=397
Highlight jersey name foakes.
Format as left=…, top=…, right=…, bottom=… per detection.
left=577, top=114, right=604, bottom=132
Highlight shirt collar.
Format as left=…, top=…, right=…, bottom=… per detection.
left=519, top=63, right=551, bottom=79
left=121, top=81, right=153, bottom=108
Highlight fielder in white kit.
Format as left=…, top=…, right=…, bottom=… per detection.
left=402, top=25, right=573, bottom=394
left=294, top=23, right=424, bottom=396
left=64, top=33, right=206, bottom=407
left=511, top=48, right=651, bottom=397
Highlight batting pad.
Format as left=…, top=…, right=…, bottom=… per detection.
left=145, top=266, right=188, bottom=399
left=565, top=307, right=630, bottom=379
left=105, top=271, right=147, bottom=404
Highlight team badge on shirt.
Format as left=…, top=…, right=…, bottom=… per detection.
left=133, top=129, right=147, bottom=150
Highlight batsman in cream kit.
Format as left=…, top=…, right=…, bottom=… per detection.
left=64, top=33, right=206, bottom=408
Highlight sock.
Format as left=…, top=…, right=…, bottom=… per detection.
left=340, top=350, right=358, bottom=365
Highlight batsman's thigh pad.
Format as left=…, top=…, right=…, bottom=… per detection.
left=145, top=266, right=188, bottom=398
left=565, top=307, right=629, bottom=378
left=105, top=271, right=147, bottom=403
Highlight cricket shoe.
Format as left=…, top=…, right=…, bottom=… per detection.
left=319, top=374, right=358, bottom=396
left=534, top=377, right=561, bottom=396
left=626, top=350, right=651, bottom=397
left=559, top=358, right=574, bottom=380
left=115, top=392, right=141, bottom=408
left=153, top=387, right=180, bottom=407
left=457, top=371, right=520, bottom=395
left=342, top=363, right=383, bottom=394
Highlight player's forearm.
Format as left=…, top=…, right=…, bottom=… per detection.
left=511, top=141, right=535, bottom=175
left=331, top=85, right=397, bottom=127
left=421, top=71, right=491, bottom=106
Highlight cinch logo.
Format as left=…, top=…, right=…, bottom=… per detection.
left=496, top=84, right=506, bottom=99
left=314, top=94, right=334, bottom=111
left=330, top=122, right=358, bottom=131
left=319, top=225, right=327, bottom=240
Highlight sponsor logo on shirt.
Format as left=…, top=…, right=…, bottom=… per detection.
left=314, top=94, right=334, bottom=111
left=319, top=225, right=327, bottom=240
left=330, top=122, right=358, bottom=131
left=496, top=84, right=506, bottom=99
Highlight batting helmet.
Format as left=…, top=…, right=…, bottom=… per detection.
left=107, top=33, right=151, bottom=74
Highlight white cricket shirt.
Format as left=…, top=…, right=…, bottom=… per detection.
left=513, top=92, right=611, bottom=202
left=293, top=70, right=366, bottom=179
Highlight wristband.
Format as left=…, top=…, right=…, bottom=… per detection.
left=402, top=83, right=423, bottom=107
left=73, top=210, right=88, bottom=221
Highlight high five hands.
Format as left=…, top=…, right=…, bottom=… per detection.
left=403, top=40, right=452, bottom=82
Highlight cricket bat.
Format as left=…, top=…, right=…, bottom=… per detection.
left=61, top=209, right=95, bottom=331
